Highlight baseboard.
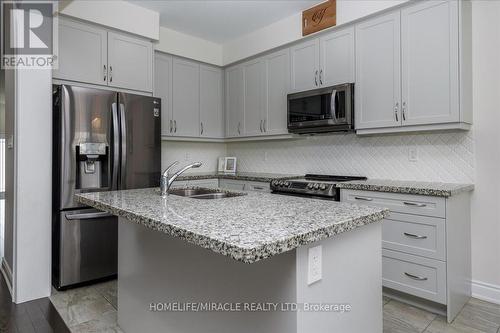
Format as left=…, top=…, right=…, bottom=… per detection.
left=1, top=258, right=13, bottom=298
left=472, top=280, right=500, bottom=305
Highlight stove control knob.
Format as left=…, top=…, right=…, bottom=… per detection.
left=279, top=181, right=284, bottom=186
left=271, top=180, right=277, bottom=186
left=284, top=182, right=290, bottom=187
left=307, top=183, right=314, bottom=189
left=320, top=184, right=327, bottom=191
left=313, top=183, right=320, bottom=190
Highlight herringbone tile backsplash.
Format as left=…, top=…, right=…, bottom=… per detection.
left=226, top=130, right=475, bottom=183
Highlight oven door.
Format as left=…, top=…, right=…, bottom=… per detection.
left=287, top=83, right=353, bottom=133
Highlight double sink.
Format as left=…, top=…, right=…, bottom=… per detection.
left=169, top=187, right=247, bottom=200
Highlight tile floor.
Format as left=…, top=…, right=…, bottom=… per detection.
left=50, top=280, right=500, bottom=333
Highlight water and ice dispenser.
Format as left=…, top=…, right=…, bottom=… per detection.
left=76, top=142, right=109, bottom=190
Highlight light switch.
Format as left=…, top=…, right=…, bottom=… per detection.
left=307, top=245, right=322, bottom=285
left=408, top=147, right=418, bottom=162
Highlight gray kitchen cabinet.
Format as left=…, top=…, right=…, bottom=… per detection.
left=225, top=65, right=245, bottom=137
left=219, top=179, right=270, bottom=192
left=54, top=17, right=154, bottom=93
left=290, top=39, right=320, bottom=92
left=264, top=49, right=290, bottom=135
left=200, top=65, right=224, bottom=138
left=400, top=0, right=459, bottom=126
left=53, top=18, right=108, bottom=86
left=341, top=189, right=471, bottom=322
left=172, top=58, right=200, bottom=137
left=107, top=31, right=153, bottom=92
left=154, top=53, right=173, bottom=136
left=319, top=26, right=355, bottom=87
left=243, top=59, right=266, bottom=136
left=355, top=11, right=402, bottom=130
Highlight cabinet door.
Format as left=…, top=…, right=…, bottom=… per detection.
left=154, top=53, right=173, bottom=137
left=243, top=59, right=265, bottom=136
left=401, top=0, right=459, bottom=126
left=264, top=49, right=290, bottom=135
left=54, top=18, right=107, bottom=85
left=108, top=32, right=153, bottom=92
left=320, top=26, right=355, bottom=86
left=290, top=39, right=320, bottom=92
left=225, top=66, right=245, bottom=137
left=355, top=12, right=401, bottom=129
left=200, top=65, right=224, bottom=138
left=172, top=58, right=200, bottom=137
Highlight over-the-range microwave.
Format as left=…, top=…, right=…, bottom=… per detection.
left=287, top=83, right=354, bottom=134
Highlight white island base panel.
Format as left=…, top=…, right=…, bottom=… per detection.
left=117, top=218, right=382, bottom=333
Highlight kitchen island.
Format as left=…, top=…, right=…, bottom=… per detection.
left=77, top=187, right=389, bottom=333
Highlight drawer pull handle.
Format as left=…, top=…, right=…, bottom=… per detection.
left=354, top=196, right=373, bottom=201
left=403, top=202, right=427, bottom=207
left=403, top=232, right=427, bottom=240
left=404, top=272, right=428, bottom=281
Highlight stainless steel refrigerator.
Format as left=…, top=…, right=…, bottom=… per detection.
left=52, top=84, right=161, bottom=289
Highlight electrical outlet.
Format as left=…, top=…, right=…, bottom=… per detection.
left=307, top=245, right=322, bottom=285
left=263, top=151, right=268, bottom=161
left=408, top=147, right=418, bottom=162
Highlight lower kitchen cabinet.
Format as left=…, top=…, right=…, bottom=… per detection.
left=341, top=189, right=471, bottom=323
left=219, top=179, right=270, bottom=192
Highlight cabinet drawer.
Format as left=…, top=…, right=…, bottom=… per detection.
left=383, top=249, right=446, bottom=304
left=246, top=182, right=270, bottom=192
left=341, top=190, right=445, bottom=218
left=383, top=213, right=445, bottom=260
left=219, top=180, right=246, bottom=191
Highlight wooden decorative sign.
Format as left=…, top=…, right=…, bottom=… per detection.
left=302, top=0, right=337, bottom=36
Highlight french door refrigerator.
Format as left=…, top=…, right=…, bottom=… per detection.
left=52, top=84, right=161, bottom=289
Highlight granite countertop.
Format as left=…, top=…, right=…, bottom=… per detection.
left=336, top=179, right=474, bottom=197
left=76, top=188, right=388, bottom=264
left=175, top=172, right=301, bottom=183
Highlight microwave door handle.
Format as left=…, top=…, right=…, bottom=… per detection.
left=330, top=90, right=337, bottom=124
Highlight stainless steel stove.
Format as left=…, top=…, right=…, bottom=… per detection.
left=271, top=174, right=367, bottom=201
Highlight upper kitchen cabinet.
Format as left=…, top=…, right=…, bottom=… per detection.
left=243, top=59, right=266, bottom=136
left=401, top=0, right=460, bottom=126
left=225, top=65, right=245, bottom=137
left=172, top=58, right=200, bottom=137
left=53, top=18, right=107, bottom=86
left=199, top=65, right=224, bottom=138
left=154, top=53, right=173, bottom=137
left=355, top=0, right=472, bottom=134
left=107, top=32, right=153, bottom=92
left=355, top=12, right=402, bottom=130
left=264, top=49, right=290, bottom=135
left=319, top=26, right=355, bottom=87
left=54, top=17, right=154, bottom=93
left=290, top=39, right=320, bottom=92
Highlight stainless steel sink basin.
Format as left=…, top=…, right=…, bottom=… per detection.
left=168, top=187, right=247, bottom=199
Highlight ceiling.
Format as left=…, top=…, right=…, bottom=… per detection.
left=129, top=0, right=320, bottom=43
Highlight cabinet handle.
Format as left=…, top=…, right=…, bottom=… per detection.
left=260, top=120, right=263, bottom=132
left=200, top=122, right=204, bottom=135
left=263, top=119, right=266, bottom=132
left=169, top=120, right=173, bottom=133
left=103, top=65, right=107, bottom=81
left=394, top=102, right=399, bottom=122
left=109, top=65, right=113, bottom=82
left=314, top=70, right=318, bottom=86
left=403, top=202, right=426, bottom=208
left=403, top=232, right=427, bottom=240
left=319, top=69, right=323, bottom=85
left=354, top=196, right=373, bottom=201
left=402, top=101, right=407, bottom=121
left=174, top=120, right=177, bottom=133
left=404, top=272, right=428, bottom=281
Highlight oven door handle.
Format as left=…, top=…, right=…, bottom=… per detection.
left=330, top=89, right=337, bottom=124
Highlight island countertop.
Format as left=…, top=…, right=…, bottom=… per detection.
left=76, top=188, right=388, bottom=263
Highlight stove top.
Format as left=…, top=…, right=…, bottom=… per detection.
left=270, top=174, right=367, bottom=200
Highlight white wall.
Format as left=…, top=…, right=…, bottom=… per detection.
left=155, top=27, right=223, bottom=66
left=59, top=0, right=160, bottom=40
left=469, top=0, right=500, bottom=303
left=222, top=0, right=407, bottom=65
left=161, top=141, right=226, bottom=174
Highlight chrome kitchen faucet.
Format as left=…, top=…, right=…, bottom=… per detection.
left=160, top=161, right=202, bottom=197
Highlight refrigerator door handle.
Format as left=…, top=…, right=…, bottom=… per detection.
left=119, top=103, right=127, bottom=189
left=111, top=103, right=120, bottom=190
